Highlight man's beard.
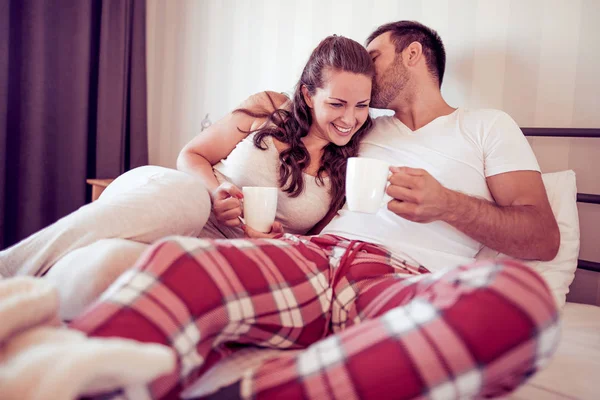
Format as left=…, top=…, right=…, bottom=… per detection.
left=371, top=59, right=409, bottom=109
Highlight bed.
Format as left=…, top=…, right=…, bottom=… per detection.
left=25, top=127, right=598, bottom=399
left=507, top=302, right=600, bottom=399
left=506, top=128, right=600, bottom=400
left=178, top=127, right=600, bottom=400
left=177, top=302, right=600, bottom=399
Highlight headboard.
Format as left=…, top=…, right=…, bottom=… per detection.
left=522, top=127, right=600, bottom=273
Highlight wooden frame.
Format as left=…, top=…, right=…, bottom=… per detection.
left=86, top=179, right=115, bottom=202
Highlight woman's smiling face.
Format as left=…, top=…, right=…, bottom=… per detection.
left=304, top=69, right=372, bottom=147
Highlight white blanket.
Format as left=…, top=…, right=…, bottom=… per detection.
left=0, top=166, right=211, bottom=278
left=0, top=277, right=175, bottom=400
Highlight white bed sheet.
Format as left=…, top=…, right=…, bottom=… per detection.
left=507, top=302, right=600, bottom=400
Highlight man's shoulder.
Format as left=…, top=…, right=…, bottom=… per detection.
left=372, top=114, right=396, bottom=124
left=363, top=115, right=396, bottom=136
left=457, top=108, right=520, bottom=139
left=370, top=109, right=514, bottom=127
left=458, top=108, right=512, bottom=124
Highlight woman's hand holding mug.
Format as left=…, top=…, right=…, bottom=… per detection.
left=211, top=182, right=244, bottom=227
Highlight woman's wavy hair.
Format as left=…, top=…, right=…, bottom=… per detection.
left=235, top=35, right=375, bottom=211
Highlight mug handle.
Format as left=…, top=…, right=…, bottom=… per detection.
left=238, top=197, right=246, bottom=225
left=380, top=171, right=393, bottom=209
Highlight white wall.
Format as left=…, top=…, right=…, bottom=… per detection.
left=147, top=0, right=600, bottom=304
left=147, top=0, right=600, bottom=165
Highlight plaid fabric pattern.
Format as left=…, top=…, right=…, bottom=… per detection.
left=70, top=234, right=559, bottom=400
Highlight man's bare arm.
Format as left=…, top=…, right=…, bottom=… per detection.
left=387, top=168, right=560, bottom=261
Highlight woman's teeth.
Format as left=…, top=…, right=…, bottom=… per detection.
left=332, top=123, right=352, bottom=133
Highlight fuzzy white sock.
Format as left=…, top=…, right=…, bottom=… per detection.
left=0, top=277, right=176, bottom=400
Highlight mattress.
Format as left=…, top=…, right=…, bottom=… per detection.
left=506, top=302, right=600, bottom=400
left=182, top=302, right=600, bottom=399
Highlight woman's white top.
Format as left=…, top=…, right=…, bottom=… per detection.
left=200, top=133, right=332, bottom=239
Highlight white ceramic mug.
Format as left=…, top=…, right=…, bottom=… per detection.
left=345, top=157, right=391, bottom=214
left=242, top=187, right=278, bottom=233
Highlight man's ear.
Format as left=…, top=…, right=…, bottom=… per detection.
left=404, top=41, right=423, bottom=67
left=301, top=85, right=314, bottom=108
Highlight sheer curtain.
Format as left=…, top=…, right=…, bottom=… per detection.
left=146, top=0, right=207, bottom=168
left=145, top=0, right=295, bottom=168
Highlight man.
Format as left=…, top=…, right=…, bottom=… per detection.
left=70, top=22, right=560, bottom=400
left=323, top=20, right=560, bottom=271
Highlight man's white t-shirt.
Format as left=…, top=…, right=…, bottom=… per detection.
left=322, top=108, right=541, bottom=272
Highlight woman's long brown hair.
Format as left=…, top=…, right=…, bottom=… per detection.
left=235, top=35, right=375, bottom=211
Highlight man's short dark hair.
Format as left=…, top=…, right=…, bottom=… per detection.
left=367, top=21, right=446, bottom=87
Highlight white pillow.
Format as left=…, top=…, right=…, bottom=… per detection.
left=476, top=170, right=580, bottom=308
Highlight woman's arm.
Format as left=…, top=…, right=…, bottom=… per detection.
left=176, top=91, right=288, bottom=194
left=176, top=97, right=255, bottom=194
left=177, top=92, right=289, bottom=228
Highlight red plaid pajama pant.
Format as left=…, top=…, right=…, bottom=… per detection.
left=69, top=234, right=560, bottom=400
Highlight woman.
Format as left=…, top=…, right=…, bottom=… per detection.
left=177, top=36, right=374, bottom=239
left=0, top=36, right=374, bottom=315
